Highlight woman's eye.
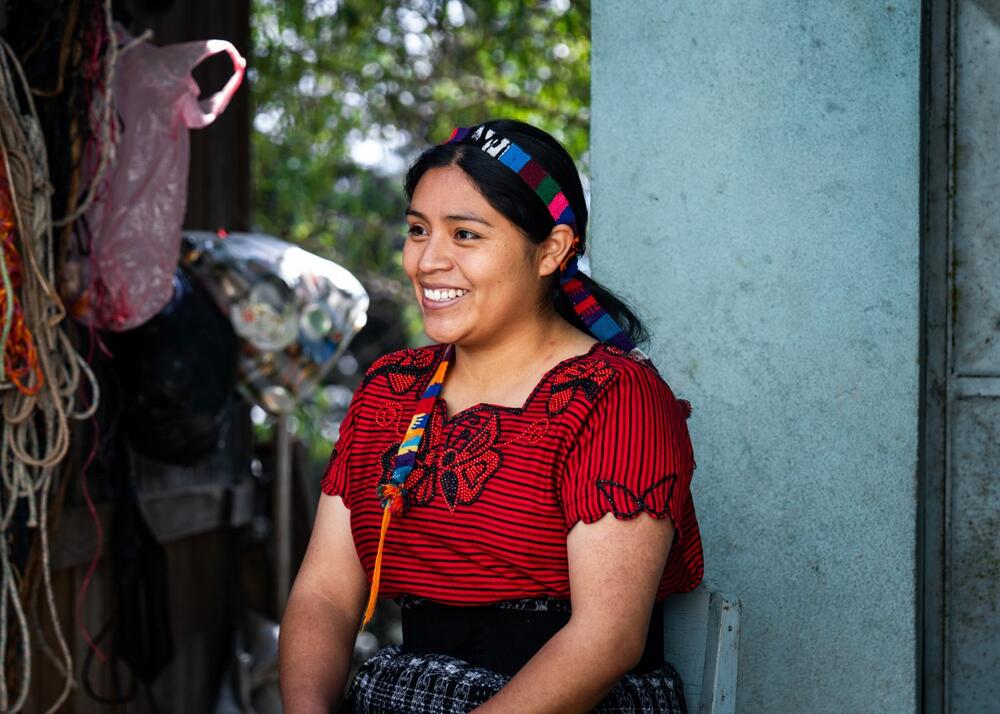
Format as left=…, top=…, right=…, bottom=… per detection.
left=455, top=229, right=479, bottom=241
left=406, top=224, right=427, bottom=238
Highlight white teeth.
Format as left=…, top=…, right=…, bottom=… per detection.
left=424, top=288, right=468, bottom=302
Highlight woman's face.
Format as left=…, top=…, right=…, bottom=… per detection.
left=403, top=164, right=547, bottom=348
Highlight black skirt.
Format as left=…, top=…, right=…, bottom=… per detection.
left=344, top=596, right=687, bottom=713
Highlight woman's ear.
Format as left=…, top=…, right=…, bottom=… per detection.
left=537, top=225, right=578, bottom=278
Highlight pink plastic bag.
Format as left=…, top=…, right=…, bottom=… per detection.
left=64, top=26, right=246, bottom=331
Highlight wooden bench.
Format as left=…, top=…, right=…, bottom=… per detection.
left=662, top=583, right=742, bottom=713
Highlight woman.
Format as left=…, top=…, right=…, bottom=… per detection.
left=279, top=120, right=703, bottom=713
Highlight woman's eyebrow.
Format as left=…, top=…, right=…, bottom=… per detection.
left=445, top=211, right=493, bottom=227
left=405, top=207, right=493, bottom=227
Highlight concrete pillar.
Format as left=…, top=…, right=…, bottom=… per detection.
left=591, top=2, right=921, bottom=710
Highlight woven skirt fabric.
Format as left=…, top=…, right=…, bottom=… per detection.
left=343, top=644, right=688, bottom=714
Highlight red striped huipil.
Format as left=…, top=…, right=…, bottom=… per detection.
left=320, top=341, right=703, bottom=604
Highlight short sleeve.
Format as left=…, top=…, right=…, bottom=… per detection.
left=560, top=363, right=695, bottom=536
left=319, top=378, right=367, bottom=507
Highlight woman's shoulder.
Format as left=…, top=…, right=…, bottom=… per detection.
left=585, top=344, right=692, bottom=420
left=360, top=342, right=448, bottom=396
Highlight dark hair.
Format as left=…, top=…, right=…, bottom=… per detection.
left=403, top=119, right=649, bottom=348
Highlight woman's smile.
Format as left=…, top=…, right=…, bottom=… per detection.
left=421, top=286, right=470, bottom=309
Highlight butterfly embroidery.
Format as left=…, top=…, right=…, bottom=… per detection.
left=377, top=406, right=504, bottom=511
left=364, top=347, right=440, bottom=394
left=596, top=475, right=676, bottom=519
left=547, top=358, right=617, bottom=414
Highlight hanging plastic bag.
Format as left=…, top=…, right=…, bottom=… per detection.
left=62, top=25, right=246, bottom=331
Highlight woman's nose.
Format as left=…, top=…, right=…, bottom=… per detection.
left=417, top=232, right=452, bottom=273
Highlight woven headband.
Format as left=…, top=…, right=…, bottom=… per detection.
left=444, top=125, right=578, bottom=233
left=358, top=125, right=647, bottom=631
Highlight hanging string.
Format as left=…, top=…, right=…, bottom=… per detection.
left=51, top=0, right=151, bottom=228
left=73, top=409, right=107, bottom=663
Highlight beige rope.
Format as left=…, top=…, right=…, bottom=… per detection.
left=0, top=24, right=102, bottom=711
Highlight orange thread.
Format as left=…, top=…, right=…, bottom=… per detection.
left=360, top=505, right=394, bottom=631
left=0, top=166, right=44, bottom=396
left=360, top=485, right=409, bottom=630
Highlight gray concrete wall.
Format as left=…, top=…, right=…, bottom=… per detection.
left=591, top=2, right=921, bottom=711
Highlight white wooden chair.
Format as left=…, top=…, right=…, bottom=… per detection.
left=662, top=583, right=742, bottom=714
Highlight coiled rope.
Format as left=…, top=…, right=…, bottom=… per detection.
left=0, top=29, right=100, bottom=712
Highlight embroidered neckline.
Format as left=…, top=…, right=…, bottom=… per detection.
left=424, top=341, right=607, bottom=425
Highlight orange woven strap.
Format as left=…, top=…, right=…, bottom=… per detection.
left=359, top=506, right=394, bottom=632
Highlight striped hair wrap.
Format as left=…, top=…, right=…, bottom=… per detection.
left=360, top=125, right=649, bottom=630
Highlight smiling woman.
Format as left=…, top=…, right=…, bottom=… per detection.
left=278, top=120, right=702, bottom=714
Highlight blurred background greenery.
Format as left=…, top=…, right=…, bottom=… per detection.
left=248, top=0, right=591, bottom=460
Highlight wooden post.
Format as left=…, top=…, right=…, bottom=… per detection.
left=274, top=415, right=292, bottom=615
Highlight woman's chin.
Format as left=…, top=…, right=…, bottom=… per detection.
left=422, top=321, right=466, bottom=345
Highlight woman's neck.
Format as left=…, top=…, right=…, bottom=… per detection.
left=447, top=315, right=596, bottom=398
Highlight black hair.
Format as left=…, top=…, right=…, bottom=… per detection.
left=403, top=118, right=649, bottom=348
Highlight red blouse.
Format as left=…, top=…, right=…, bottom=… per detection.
left=320, top=341, right=703, bottom=605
